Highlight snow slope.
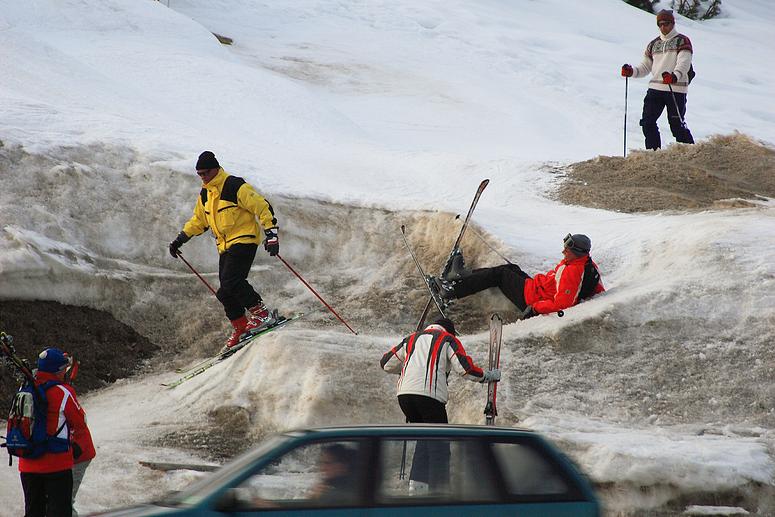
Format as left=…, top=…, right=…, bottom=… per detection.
left=1, top=0, right=774, bottom=514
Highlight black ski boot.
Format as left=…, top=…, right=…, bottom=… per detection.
left=429, top=276, right=457, bottom=300
left=442, top=249, right=470, bottom=281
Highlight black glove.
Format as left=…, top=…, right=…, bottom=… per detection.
left=662, top=71, right=677, bottom=84
left=520, top=305, right=538, bottom=320
left=264, top=228, right=279, bottom=256
left=621, top=64, right=633, bottom=77
left=72, top=442, right=83, bottom=460
left=168, top=231, right=190, bottom=258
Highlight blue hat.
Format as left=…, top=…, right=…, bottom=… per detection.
left=37, top=348, right=69, bottom=373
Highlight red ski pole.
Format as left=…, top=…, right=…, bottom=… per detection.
left=175, top=252, right=219, bottom=298
left=276, top=254, right=358, bottom=335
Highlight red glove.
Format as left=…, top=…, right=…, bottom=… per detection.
left=621, top=64, right=633, bottom=77
left=662, top=71, right=677, bottom=84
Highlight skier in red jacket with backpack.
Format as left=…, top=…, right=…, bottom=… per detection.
left=18, top=348, right=95, bottom=517
left=431, top=233, right=605, bottom=318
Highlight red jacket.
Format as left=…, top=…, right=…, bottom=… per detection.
left=524, top=255, right=605, bottom=314
left=18, top=371, right=95, bottom=474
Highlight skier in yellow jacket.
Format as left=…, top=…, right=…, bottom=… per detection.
left=169, top=151, right=279, bottom=348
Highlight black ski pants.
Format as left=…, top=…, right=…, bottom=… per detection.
left=398, top=394, right=448, bottom=424
left=451, top=264, right=529, bottom=311
left=640, top=88, right=694, bottom=150
left=20, top=469, right=73, bottom=517
left=398, top=395, right=450, bottom=489
left=217, top=243, right=262, bottom=321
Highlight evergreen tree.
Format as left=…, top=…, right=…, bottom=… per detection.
left=701, top=0, right=722, bottom=19
left=622, top=0, right=721, bottom=19
left=624, top=0, right=656, bottom=12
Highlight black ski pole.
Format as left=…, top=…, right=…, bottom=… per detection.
left=667, top=82, right=686, bottom=128
left=623, top=76, right=629, bottom=157
left=0, top=332, right=35, bottom=382
left=399, top=417, right=409, bottom=480
left=400, top=225, right=448, bottom=320
left=453, top=214, right=513, bottom=265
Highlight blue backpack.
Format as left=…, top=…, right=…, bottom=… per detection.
left=3, top=380, right=70, bottom=461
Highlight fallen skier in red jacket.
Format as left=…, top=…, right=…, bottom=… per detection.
left=431, top=233, right=605, bottom=318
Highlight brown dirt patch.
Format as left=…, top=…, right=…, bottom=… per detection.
left=0, top=300, right=158, bottom=410
left=555, top=133, right=775, bottom=212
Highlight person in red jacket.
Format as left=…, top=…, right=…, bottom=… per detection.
left=19, top=348, right=95, bottom=517
left=431, top=233, right=605, bottom=318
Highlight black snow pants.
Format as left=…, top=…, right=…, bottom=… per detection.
left=451, top=264, right=530, bottom=311
left=21, top=469, right=73, bottom=517
left=216, top=243, right=262, bottom=321
left=640, top=88, right=694, bottom=150
left=398, top=394, right=450, bottom=490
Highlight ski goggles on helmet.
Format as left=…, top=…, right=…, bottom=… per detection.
left=563, top=233, right=590, bottom=254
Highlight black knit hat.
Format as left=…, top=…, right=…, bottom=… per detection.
left=434, top=317, right=458, bottom=336
left=196, top=151, right=220, bottom=171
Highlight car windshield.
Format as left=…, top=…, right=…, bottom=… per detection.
left=159, top=435, right=290, bottom=507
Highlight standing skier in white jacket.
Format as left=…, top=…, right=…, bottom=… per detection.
left=621, top=9, right=695, bottom=150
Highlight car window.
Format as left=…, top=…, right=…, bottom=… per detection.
left=229, top=440, right=364, bottom=510
left=490, top=442, right=570, bottom=497
left=376, top=438, right=499, bottom=505
left=165, top=435, right=289, bottom=507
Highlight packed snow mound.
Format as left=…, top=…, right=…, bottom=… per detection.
left=555, top=133, right=775, bottom=212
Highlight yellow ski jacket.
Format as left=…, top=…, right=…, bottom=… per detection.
left=182, top=168, right=277, bottom=254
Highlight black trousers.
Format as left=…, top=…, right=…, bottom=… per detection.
left=640, top=88, right=694, bottom=150
left=20, top=470, right=73, bottom=517
left=398, top=394, right=448, bottom=424
left=216, top=243, right=262, bottom=321
left=398, top=395, right=450, bottom=488
left=451, top=264, right=529, bottom=311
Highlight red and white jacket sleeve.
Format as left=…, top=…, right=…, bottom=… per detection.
left=447, top=337, right=484, bottom=382
left=380, top=335, right=410, bottom=374
left=61, top=384, right=96, bottom=463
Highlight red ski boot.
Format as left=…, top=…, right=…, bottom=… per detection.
left=245, top=302, right=277, bottom=334
left=224, top=315, right=249, bottom=349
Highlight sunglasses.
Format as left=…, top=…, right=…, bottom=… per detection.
left=658, top=21, right=674, bottom=27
